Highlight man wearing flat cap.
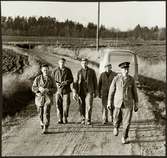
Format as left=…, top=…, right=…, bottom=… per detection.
left=98, top=63, right=117, bottom=124
left=32, top=64, right=57, bottom=134
left=107, top=62, right=138, bottom=144
left=73, top=58, right=97, bottom=125
left=52, top=58, right=73, bottom=124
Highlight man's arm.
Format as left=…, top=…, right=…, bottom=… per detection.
left=132, top=78, right=139, bottom=112
left=98, top=74, right=102, bottom=98
left=61, top=68, right=74, bottom=86
left=32, top=77, right=40, bottom=94
left=93, top=69, right=97, bottom=97
left=107, top=76, right=117, bottom=108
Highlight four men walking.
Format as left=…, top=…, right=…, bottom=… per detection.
left=32, top=57, right=138, bottom=144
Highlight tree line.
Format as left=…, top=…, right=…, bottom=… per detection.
left=1, top=16, right=166, bottom=40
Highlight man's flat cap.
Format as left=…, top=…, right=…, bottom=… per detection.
left=81, top=58, right=88, bottom=62
left=118, top=62, right=130, bottom=68
left=104, top=63, right=112, bottom=67
left=59, top=58, right=66, bottom=62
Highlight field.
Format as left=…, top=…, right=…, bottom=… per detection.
left=2, top=36, right=166, bottom=156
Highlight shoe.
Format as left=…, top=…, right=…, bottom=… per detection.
left=40, top=121, right=44, bottom=129
left=102, top=121, right=107, bottom=125
left=42, top=125, right=48, bottom=134
left=86, top=121, right=91, bottom=125
left=121, top=137, right=126, bottom=144
left=81, top=120, right=85, bottom=124
left=58, top=120, right=63, bottom=124
left=113, top=128, right=118, bottom=136
left=64, top=118, right=68, bottom=124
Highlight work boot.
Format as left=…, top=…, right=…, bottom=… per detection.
left=58, top=119, right=63, bottom=124
left=64, top=117, right=68, bottom=124
left=113, top=128, right=118, bottom=136
left=85, top=121, right=91, bottom=125
left=40, top=121, right=44, bottom=129
left=42, top=125, right=48, bottom=134
left=121, top=137, right=126, bottom=144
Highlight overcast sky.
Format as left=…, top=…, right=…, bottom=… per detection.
left=1, top=1, right=166, bottom=31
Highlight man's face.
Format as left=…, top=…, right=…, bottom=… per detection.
left=121, top=67, right=129, bottom=76
left=58, top=60, right=65, bottom=69
left=105, top=65, right=112, bottom=72
left=81, top=61, right=88, bottom=69
left=41, top=66, right=49, bottom=76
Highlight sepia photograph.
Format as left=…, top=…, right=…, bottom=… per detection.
left=1, top=0, right=166, bottom=156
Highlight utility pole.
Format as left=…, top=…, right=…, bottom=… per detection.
left=96, top=1, right=100, bottom=52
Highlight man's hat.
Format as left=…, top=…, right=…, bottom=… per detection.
left=59, top=58, right=66, bottom=62
left=81, top=58, right=88, bottom=62
left=104, top=63, right=112, bottom=67
left=41, top=63, right=49, bottom=68
left=118, top=62, right=130, bottom=68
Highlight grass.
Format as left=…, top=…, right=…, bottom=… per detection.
left=138, top=57, right=166, bottom=82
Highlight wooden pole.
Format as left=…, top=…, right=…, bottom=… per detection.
left=96, top=1, right=100, bottom=52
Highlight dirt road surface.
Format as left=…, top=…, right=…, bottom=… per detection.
left=2, top=46, right=166, bottom=156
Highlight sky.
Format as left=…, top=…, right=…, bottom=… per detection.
left=1, top=1, right=166, bottom=31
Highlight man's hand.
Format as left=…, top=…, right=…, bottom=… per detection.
left=134, top=103, right=138, bottom=112
left=93, top=92, right=97, bottom=98
left=44, top=88, right=49, bottom=94
left=107, top=104, right=112, bottom=110
left=73, top=92, right=78, bottom=101
left=39, top=87, right=45, bottom=93
left=61, top=81, right=68, bottom=87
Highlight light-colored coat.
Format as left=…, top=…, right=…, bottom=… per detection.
left=107, top=73, right=138, bottom=109
left=32, top=74, right=56, bottom=107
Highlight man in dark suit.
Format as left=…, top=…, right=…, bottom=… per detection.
left=73, top=58, right=97, bottom=125
left=98, top=63, right=117, bottom=124
left=107, top=62, right=138, bottom=144
left=52, top=58, right=73, bottom=124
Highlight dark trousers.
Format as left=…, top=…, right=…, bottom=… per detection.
left=39, top=105, right=51, bottom=128
left=56, top=92, right=71, bottom=121
left=101, top=95, right=113, bottom=122
left=79, top=92, right=93, bottom=122
left=113, top=104, right=133, bottom=139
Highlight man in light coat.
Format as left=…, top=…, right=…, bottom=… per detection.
left=32, top=64, right=56, bottom=134
left=98, top=63, right=117, bottom=124
left=52, top=58, right=73, bottom=124
left=73, top=58, right=97, bottom=125
left=107, top=62, right=138, bottom=144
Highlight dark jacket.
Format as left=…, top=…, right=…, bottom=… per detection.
left=98, top=70, right=117, bottom=97
left=52, top=67, right=73, bottom=94
left=74, top=66, right=97, bottom=96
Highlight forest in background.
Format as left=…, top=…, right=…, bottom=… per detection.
left=1, top=16, right=166, bottom=40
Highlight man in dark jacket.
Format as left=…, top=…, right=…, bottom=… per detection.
left=98, top=63, right=117, bottom=124
left=73, top=58, right=97, bottom=125
left=52, top=58, right=73, bottom=124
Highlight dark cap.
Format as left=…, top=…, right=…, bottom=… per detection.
left=41, top=64, right=49, bottom=68
left=118, top=62, right=130, bottom=68
left=81, top=58, right=88, bottom=62
left=104, top=63, right=112, bottom=67
left=59, top=58, right=66, bottom=62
